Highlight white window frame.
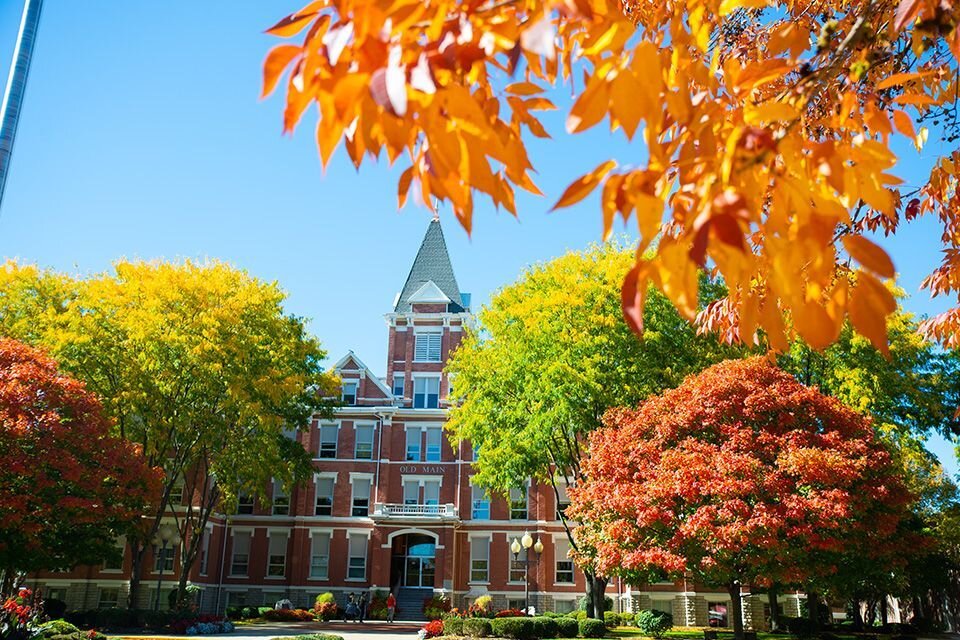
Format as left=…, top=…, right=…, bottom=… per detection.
left=347, top=533, right=369, bottom=581
left=510, top=485, right=529, bottom=520
left=414, top=331, right=443, bottom=362
left=405, top=427, right=422, bottom=461
left=314, top=473, right=336, bottom=516
left=469, top=535, right=490, bottom=583
left=392, top=373, right=405, bottom=397
left=271, top=480, right=289, bottom=516
left=98, top=587, right=120, bottom=609
left=309, top=530, right=331, bottom=580
left=354, top=423, right=375, bottom=460
left=342, top=380, right=358, bottom=405
left=555, top=538, right=575, bottom=584
left=266, top=531, right=289, bottom=578
left=319, top=423, right=339, bottom=458
left=471, top=484, right=490, bottom=520
left=230, top=530, right=252, bottom=577
left=425, top=426, right=442, bottom=462
left=412, top=376, right=441, bottom=409
left=350, top=474, right=373, bottom=517
left=237, top=493, right=255, bottom=514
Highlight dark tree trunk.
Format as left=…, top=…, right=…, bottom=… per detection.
left=881, top=596, right=888, bottom=626
left=585, top=572, right=608, bottom=619
left=127, top=541, right=147, bottom=609
left=851, top=600, right=864, bottom=631
left=768, top=584, right=781, bottom=632
left=807, top=590, right=821, bottom=635
left=729, top=582, right=745, bottom=640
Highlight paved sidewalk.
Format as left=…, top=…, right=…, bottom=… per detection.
left=117, top=621, right=422, bottom=640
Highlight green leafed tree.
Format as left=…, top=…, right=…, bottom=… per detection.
left=0, top=260, right=339, bottom=608
left=445, top=243, right=741, bottom=618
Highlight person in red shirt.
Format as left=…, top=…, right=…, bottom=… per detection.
left=386, top=592, right=397, bottom=623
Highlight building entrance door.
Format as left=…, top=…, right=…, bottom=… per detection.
left=401, top=535, right=436, bottom=587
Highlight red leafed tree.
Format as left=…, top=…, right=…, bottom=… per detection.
left=0, top=338, right=159, bottom=592
left=568, top=357, right=916, bottom=640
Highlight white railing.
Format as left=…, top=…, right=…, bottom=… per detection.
left=372, top=503, right=459, bottom=519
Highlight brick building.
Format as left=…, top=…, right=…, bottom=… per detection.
left=29, top=220, right=801, bottom=627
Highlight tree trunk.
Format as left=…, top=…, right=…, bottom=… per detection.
left=768, top=584, right=781, bottom=632
left=728, top=582, right=745, bottom=640
left=584, top=572, right=608, bottom=619
left=881, top=596, right=888, bottom=626
left=807, top=590, right=821, bottom=635
left=127, top=540, right=149, bottom=609
left=851, top=600, right=864, bottom=631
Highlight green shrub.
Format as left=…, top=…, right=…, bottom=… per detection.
left=35, top=620, right=80, bottom=638
left=226, top=606, right=243, bottom=620
left=603, top=612, right=619, bottom=628
left=579, top=618, right=607, bottom=638
left=463, top=617, right=493, bottom=637
left=315, top=592, right=337, bottom=606
left=49, top=634, right=107, bottom=640
left=490, top=617, right=537, bottom=640
left=566, top=610, right=587, bottom=621
left=531, top=616, right=558, bottom=638
left=242, top=607, right=256, bottom=618
left=619, top=613, right=635, bottom=626
left=444, top=617, right=464, bottom=635
left=258, top=607, right=273, bottom=617
left=556, top=617, right=578, bottom=638
left=635, top=610, right=673, bottom=639
left=578, top=597, right=613, bottom=613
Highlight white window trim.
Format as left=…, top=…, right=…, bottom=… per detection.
left=353, top=422, right=376, bottom=460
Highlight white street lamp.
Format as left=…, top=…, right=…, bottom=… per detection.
left=511, top=531, right=543, bottom=614
left=153, top=524, right=180, bottom=611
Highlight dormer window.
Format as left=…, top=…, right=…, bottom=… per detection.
left=342, top=381, right=358, bottom=405
left=414, top=332, right=442, bottom=362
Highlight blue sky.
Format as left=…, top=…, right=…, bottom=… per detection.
left=0, top=2, right=956, bottom=474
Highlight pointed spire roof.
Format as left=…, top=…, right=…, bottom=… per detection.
left=394, top=220, right=465, bottom=312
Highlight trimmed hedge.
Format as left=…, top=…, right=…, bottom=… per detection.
left=491, top=617, right=537, bottom=640
left=603, top=612, right=619, bottom=628
left=444, top=617, right=464, bottom=635
left=579, top=618, right=607, bottom=638
left=555, top=617, right=578, bottom=638
left=463, top=617, right=493, bottom=637
left=531, top=617, right=558, bottom=638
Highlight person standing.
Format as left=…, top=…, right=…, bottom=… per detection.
left=386, top=592, right=397, bottom=623
left=357, top=592, right=367, bottom=624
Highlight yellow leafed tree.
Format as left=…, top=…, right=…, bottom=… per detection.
left=263, top=0, right=960, bottom=352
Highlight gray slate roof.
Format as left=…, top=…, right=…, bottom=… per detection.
left=395, top=220, right=465, bottom=313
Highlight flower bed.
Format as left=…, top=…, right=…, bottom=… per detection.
left=170, top=615, right=234, bottom=635
left=262, top=609, right=314, bottom=622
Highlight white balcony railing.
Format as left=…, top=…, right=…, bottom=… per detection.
left=372, top=503, right=459, bottom=521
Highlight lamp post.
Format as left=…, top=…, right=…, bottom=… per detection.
left=153, top=523, right=180, bottom=611
left=511, top=532, right=543, bottom=614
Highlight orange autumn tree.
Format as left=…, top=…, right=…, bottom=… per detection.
left=0, top=338, right=159, bottom=592
left=567, top=357, right=916, bottom=640
left=264, top=0, right=960, bottom=351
